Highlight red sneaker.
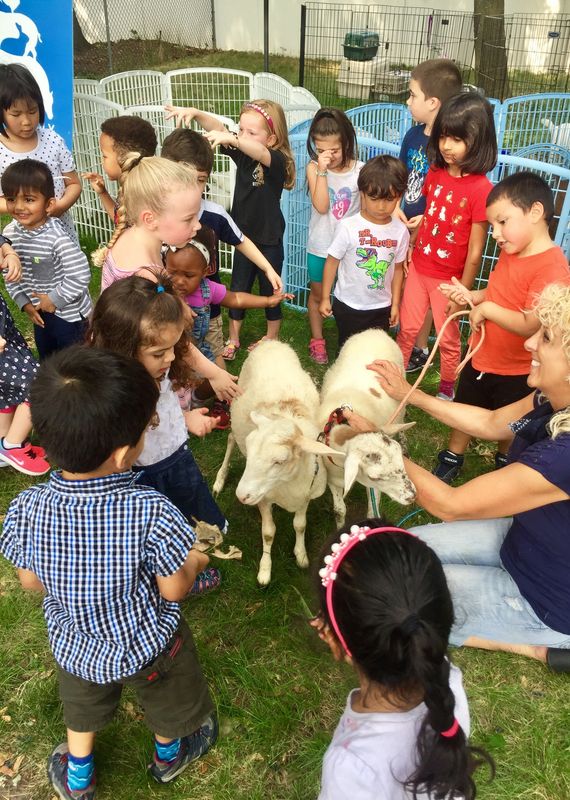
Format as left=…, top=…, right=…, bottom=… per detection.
left=0, top=439, right=50, bottom=476
left=210, top=400, right=231, bottom=430
left=309, top=338, right=328, bottom=365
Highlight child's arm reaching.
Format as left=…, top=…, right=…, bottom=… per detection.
left=189, top=343, right=241, bottom=402
left=184, top=407, right=219, bottom=437
left=82, top=172, right=116, bottom=219
left=155, top=548, right=210, bottom=602
left=164, top=105, right=226, bottom=133
left=439, top=276, right=486, bottom=308
left=48, top=171, right=82, bottom=217
left=319, top=256, right=340, bottom=318
left=205, top=127, right=272, bottom=168
left=222, top=290, right=294, bottom=310
left=235, top=237, right=283, bottom=292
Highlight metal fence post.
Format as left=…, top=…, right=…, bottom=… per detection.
left=299, top=4, right=306, bottom=86
left=102, top=0, right=113, bottom=75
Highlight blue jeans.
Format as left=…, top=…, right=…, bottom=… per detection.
left=411, top=518, right=570, bottom=648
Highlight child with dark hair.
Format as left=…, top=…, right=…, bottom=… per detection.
left=399, top=58, right=462, bottom=373
left=306, top=108, right=362, bottom=363
left=88, top=272, right=226, bottom=594
left=0, top=63, right=81, bottom=241
left=312, top=517, right=492, bottom=800
left=2, top=159, right=92, bottom=359
left=83, top=114, right=158, bottom=221
left=397, top=93, right=498, bottom=400
left=161, top=127, right=283, bottom=367
left=434, top=171, right=570, bottom=482
left=319, top=155, right=409, bottom=350
left=0, top=345, right=217, bottom=799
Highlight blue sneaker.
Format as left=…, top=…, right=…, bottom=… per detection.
left=47, top=744, right=96, bottom=800
left=150, top=712, right=218, bottom=783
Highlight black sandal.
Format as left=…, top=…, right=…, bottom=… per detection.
left=546, top=648, right=570, bottom=672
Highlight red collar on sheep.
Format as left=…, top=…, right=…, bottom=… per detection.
left=319, top=405, right=353, bottom=449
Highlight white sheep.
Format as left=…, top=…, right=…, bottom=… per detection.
left=213, top=340, right=341, bottom=585
left=318, top=329, right=416, bottom=525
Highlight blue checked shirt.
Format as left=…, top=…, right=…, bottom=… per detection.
left=0, top=471, right=195, bottom=684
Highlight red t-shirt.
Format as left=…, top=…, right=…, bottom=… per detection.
left=472, top=245, right=570, bottom=375
left=413, top=167, right=492, bottom=280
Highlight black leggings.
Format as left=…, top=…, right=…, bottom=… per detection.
left=228, top=242, right=284, bottom=321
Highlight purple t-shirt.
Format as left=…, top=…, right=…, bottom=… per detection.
left=500, top=394, right=570, bottom=633
left=184, top=279, right=226, bottom=309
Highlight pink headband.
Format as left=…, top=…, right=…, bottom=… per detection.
left=244, top=102, right=274, bottom=131
left=319, top=524, right=416, bottom=658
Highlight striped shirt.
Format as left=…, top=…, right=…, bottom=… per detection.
left=0, top=471, right=196, bottom=684
left=4, top=218, right=92, bottom=323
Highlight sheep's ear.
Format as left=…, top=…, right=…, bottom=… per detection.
left=250, top=410, right=272, bottom=427
left=343, top=452, right=360, bottom=496
left=380, top=421, right=416, bottom=436
left=296, top=436, right=345, bottom=458
left=330, top=426, right=360, bottom=446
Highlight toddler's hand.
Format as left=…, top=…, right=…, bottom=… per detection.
left=47, top=199, right=64, bottom=218
left=406, top=214, right=423, bottom=231
left=210, top=369, right=241, bottom=403
left=82, top=172, right=107, bottom=195
left=2, top=251, right=21, bottom=282
left=266, top=292, right=294, bottom=308
left=164, top=104, right=196, bottom=127
left=32, top=292, right=56, bottom=314
left=0, top=336, right=6, bottom=353
left=439, top=277, right=473, bottom=307
left=389, top=306, right=400, bottom=328
left=319, top=300, right=332, bottom=318
left=184, top=407, right=217, bottom=437
left=469, top=305, right=486, bottom=333
left=23, top=302, right=44, bottom=327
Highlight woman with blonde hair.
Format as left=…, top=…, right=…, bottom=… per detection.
left=361, top=281, right=570, bottom=670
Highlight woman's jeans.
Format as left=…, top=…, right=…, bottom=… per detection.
left=411, top=518, right=570, bottom=648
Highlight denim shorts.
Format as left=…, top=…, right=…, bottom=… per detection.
left=134, top=443, right=226, bottom=532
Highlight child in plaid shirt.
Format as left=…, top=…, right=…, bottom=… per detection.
left=0, top=346, right=217, bottom=799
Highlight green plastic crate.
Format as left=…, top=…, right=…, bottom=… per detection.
left=343, top=30, right=379, bottom=61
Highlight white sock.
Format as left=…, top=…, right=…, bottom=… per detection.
left=2, top=438, right=22, bottom=450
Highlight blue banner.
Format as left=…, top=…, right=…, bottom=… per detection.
left=0, top=0, right=74, bottom=148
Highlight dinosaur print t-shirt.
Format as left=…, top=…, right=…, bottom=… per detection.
left=328, top=212, right=409, bottom=310
left=412, top=167, right=492, bottom=280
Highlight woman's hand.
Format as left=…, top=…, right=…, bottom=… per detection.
left=184, top=407, right=218, bottom=437
left=367, top=359, right=412, bottom=402
left=344, top=409, right=377, bottom=433
left=164, top=104, right=196, bottom=127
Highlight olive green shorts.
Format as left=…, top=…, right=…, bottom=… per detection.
left=57, top=617, right=214, bottom=739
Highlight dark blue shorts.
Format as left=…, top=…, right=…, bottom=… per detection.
left=134, top=443, right=226, bottom=532
left=34, top=313, right=87, bottom=360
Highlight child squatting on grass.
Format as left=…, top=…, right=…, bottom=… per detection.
left=312, top=517, right=493, bottom=800
left=0, top=346, right=218, bottom=799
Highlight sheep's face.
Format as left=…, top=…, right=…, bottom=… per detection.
left=236, top=418, right=305, bottom=505
left=343, top=432, right=416, bottom=505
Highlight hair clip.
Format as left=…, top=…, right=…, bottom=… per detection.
left=156, top=285, right=165, bottom=293
left=245, top=102, right=274, bottom=131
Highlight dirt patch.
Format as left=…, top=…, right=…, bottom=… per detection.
left=74, top=39, right=203, bottom=79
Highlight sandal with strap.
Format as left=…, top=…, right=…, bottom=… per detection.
left=222, top=340, right=240, bottom=361
left=247, top=336, right=274, bottom=352
left=189, top=567, right=222, bottom=596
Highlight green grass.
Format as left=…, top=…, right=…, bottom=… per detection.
left=1, top=249, right=570, bottom=799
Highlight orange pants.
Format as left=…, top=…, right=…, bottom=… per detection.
left=397, top=262, right=461, bottom=384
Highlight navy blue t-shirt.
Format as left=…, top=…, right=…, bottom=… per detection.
left=399, top=124, right=430, bottom=219
left=199, top=199, right=243, bottom=320
left=500, top=395, right=570, bottom=633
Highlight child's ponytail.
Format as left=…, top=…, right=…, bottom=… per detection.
left=405, top=632, right=492, bottom=799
